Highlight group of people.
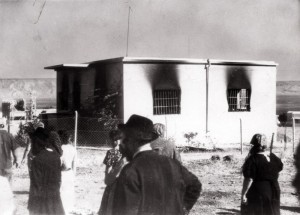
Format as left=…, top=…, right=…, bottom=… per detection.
left=0, top=120, right=76, bottom=215
left=98, top=115, right=286, bottom=215
left=1, top=114, right=300, bottom=215
left=99, top=115, right=199, bottom=215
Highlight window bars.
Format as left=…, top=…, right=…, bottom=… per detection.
left=153, top=90, right=181, bottom=115
left=228, top=89, right=251, bottom=112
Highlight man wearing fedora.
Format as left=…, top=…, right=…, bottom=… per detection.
left=112, top=114, right=202, bottom=215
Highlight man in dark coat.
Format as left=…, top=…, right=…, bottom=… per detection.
left=112, top=114, right=202, bottom=215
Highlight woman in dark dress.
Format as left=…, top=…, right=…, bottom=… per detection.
left=241, top=133, right=283, bottom=215
left=28, top=127, right=65, bottom=215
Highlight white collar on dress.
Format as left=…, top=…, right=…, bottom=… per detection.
left=133, top=143, right=152, bottom=159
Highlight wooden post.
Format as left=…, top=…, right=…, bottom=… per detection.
left=74, top=111, right=78, bottom=150
left=293, top=117, right=296, bottom=153
left=270, top=133, right=274, bottom=155
left=205, top=59, right=210, bottom=134
left=240, top=118, right=243, bottom=154
left=74, top=111, right=78, bottom=175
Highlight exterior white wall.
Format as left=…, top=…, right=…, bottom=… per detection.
left=208, top=65, right=277, bottom=145
left=123, top=63, right=207, bottom=145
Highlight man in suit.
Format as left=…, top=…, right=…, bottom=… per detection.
left=112, top=114, right=202, bottom=215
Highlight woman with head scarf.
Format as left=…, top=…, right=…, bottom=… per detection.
left=241, top=134, right=283, bottom=215
left=28, top=127, right=65, bottom=215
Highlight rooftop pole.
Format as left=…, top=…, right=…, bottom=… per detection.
left=126, top=6, right=132, bottom=57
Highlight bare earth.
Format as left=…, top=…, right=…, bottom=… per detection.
left=13, top=144, right=300, bottom=215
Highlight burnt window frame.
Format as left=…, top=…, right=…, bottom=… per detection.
left=227, top=88, right=251, bottom=112
left=153, top=89, right=181, bottom=115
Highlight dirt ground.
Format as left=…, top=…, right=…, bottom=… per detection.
left=12, top=141, right=300, bottom=215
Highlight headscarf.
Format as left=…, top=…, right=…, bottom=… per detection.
left=249, top=133, right=268, bottom=155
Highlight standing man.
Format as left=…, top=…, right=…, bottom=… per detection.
left=0, top=119, right=20, bottom=185
left=112, top=114, right=202, bottom=215
left=151, top=123, right=182, bottom=162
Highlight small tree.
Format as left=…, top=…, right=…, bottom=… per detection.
left=278, top=112, right=288, bottom=151
left=184, top=132, right=198, bottom=145
left=83, top=88, right=121, bottom=130
left=14, top=99, right=25, bottom=111
left=96, top=91, right=120, bottom=130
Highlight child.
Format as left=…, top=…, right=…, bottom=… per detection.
left=0, top=176, right=15, bottom=215
left=59, top=130, right=76, bottom=215
left=98, top=129, right=127, bottom=215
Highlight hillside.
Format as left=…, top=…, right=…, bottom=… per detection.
left=0, top=79, right=299, bottom=112
left=277, top=81, right=300, bottom=95
left=0, top=78, right=56, bottom=100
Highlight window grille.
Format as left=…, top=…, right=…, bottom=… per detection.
left=228, top=89, right=251, bottom=112
left=153, top=90, right=181, bottom=115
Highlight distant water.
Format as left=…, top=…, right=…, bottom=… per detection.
left=36, top=98, right=56, bottom=109
left=277, top=95, right=300, bottom=114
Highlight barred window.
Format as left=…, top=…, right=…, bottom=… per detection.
left=153, top=90, right=181, bottom=115
left=228, top=89, right=251, bottom=112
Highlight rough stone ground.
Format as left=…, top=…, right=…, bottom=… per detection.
left=12, top=143, right=300, bottom=215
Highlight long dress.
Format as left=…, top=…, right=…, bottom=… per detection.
left=28, top=149, right=65, bottom=215
left=60, top=144, right=76, bottom=215
left=98, top=148, right=123, bottom=215
left=242, top=153, right=283, bottom=215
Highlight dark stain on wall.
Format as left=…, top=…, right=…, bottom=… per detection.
left=147, top=64, right=180, bottom=90
left=226, top=66, right=251, bottom=89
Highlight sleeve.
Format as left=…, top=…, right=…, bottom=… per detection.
left=242, top=157, right=256, bottom=179
left=49, top=132, right=63, bottom=155
left=10, top=134, right=20, bottom=151
left=271, top=153, right=283, bottom=172
left=181, top=165, right=202, bottom=211
left=112, top=165, right=140, bottom=215
left=103, top=150, right=111, bottom=166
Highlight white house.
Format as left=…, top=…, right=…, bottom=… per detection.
left=45, top=57, right=277, bottom=145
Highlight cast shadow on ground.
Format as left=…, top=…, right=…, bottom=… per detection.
left=280, top=206, right=300, bottom=213
left=13, top=191, right=29, bottom=195
left=216, top=208, right=240, bottom=215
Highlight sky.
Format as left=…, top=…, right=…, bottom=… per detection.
left=0, top=0, right=299, bottom=80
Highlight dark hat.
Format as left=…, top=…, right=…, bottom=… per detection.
left=118, top=114, right=158, bottom=142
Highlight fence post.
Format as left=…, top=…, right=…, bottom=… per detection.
left=293, top=117, right=295, bottom=153
left=74, top=111, right=78, bottom=175
left=74, top=111, right=78, bottom=149
left=240, top=118, right=243, bottom=154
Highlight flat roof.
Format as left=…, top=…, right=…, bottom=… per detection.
left=44, top=63, right=89, bottom=69
left=45, top=57, right=277, bottom=70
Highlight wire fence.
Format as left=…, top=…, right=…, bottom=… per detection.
left=39, top=115, right=122, bottom=147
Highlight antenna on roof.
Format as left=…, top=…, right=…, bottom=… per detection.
left=126, top=6, right=132, bottom=57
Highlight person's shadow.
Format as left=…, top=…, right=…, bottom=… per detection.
left=280, top=206, right=300, bottom=213
left=216, top=208, right=240, bottom=215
